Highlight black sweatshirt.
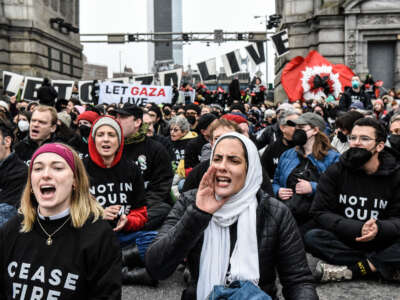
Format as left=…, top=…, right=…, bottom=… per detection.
left=84, top=156, right=147, bottom=231
left=123, top=137, right=173, bottom=209
left=0, top=215, right=121, bottom=299
left=261, top=138, right=292, bottom=179
left=184, top=135, right=207, bottom=170
left=311, top=148, right=400, bottom=248
left=0, top=153, right=28, bottom=207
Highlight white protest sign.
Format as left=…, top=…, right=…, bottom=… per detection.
left=22, top=76, right=43, bottom=101
left=159, top=68, right=182, bottom=86
left=99, top=82, right=173, bottom=105
left=177, top=90, right=196, bottom=104
left=2, top=71, right=24, bottom=96
left=52, top=80, right=74, bottom=100
left=79, top=81, right=94, bottom=103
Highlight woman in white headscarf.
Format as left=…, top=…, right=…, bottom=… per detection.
left=145, top=132, right=318, bottom=300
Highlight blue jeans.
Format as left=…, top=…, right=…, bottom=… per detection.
left=0, top=203, right=17, bottom=227
left=209, top=281, right=272, bottom=300
left=304, top=229, right=400, bottom=281
left=117, top=231, right=157, bottom=259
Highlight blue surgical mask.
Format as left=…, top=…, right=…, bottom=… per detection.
left=352, top=80, right=360, bottom=89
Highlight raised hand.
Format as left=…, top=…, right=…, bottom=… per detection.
left=196, top=165, right=229, bottom=214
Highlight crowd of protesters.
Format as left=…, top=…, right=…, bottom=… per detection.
left=0, top=73, right=400, bottom=299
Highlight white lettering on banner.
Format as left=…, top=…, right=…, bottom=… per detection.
left=273, top=158, right=279, bottom=165
left=7, top=262, right=79, bottom=299
left=99, top=82, right=173, bottom=105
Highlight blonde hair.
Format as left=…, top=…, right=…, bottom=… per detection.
left=19, top=144, right=104, bottom=232
left=33, top=105, right=58, bottom=125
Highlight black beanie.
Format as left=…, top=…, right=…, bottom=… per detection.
left=197, top=113, right=217, bottom=131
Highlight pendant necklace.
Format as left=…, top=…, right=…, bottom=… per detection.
left=36, top=215, right=71, bottom=246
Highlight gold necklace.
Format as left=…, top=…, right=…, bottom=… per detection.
left=36, top=215, right=71, bottom=246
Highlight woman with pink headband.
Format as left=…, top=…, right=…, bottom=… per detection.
left=0, top=143, right=121, bottom=299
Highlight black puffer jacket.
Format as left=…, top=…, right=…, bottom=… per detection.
left=145, top=189, right=318, bottom=300
left=255, top=123, right=282, bottom=150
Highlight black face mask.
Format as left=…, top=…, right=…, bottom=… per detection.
left=389, top=134, right=400, bottom=151
left=186, top=116, right=196, bottom=125
left=248, top=117, right=257, bottom=124
left=343, top=147, right=373, bottom=169
left=79, top=125, right=91, bottom=139
left=292, top=129, right=308, bottom=146
left=337, top=131, right=348, bottom=144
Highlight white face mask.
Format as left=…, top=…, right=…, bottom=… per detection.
left=18, top=120, right=29, bottom=132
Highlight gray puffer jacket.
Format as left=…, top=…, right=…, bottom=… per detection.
left=145, top=189, right=318, bottom=300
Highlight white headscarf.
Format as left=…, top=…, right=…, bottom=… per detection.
left=197, top=132, right=262, bottom=300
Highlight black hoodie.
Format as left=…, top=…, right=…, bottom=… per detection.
left=13, top=135, right=61, bottom=166
left=311, top=147, right=400, bottom=248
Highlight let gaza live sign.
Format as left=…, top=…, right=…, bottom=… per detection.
left=99, top=82, right=173, bottom=105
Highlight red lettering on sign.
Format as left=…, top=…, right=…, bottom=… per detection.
left=131, top=87, right=139, bottom=95
left=139, top=88, right=148, bottom=96
left=149, top=88, right=157, bottom=97
left=158, top=88, right=166, bottom=97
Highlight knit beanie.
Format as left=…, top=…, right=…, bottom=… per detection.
left=91, top=116, right=122, bottom=145
left=77, top=111, right=99, bottom=124
left=0, top=100, right=10, bottom=111
left=197, top=113, right=217, bottom=131
left=74, top=105, right=85, bottom=115
left=221, top=113, right=248, bottom=125
left=57, top=111, right=71, bottom=128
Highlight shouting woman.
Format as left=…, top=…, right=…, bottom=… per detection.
left=84, top=115, right=157, bottom=286
left=146, top=132, right=318, bottom=300
left=0, top=143, right=121, bottom=299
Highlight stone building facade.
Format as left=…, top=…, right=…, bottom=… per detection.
left=0, top=0, right=82, bottom=80
left=274, top=0, right=400, bottom=102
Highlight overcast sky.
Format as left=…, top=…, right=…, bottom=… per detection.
left=80, top=0, right=275, bottom=82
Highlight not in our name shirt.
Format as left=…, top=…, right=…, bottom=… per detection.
left=85, top=156, right=146, bottom=216
left=0, top=215, right=121, bottom=300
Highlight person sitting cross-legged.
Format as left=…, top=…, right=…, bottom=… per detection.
left=305, top=118, right=400, bottom=283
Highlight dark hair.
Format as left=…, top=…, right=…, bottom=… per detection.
left=353, top=117, right=387, bottom=143
left=149, top=104, right=162, bottom=121
left=0, top=120, right=14, bottom=145
left=17, top=110, right=31, bottom=122
left=68, top=98, right=81, bottom=106
left=335, top=111, right=364, bottom=132
left=184, top=103, right=200, bottom=115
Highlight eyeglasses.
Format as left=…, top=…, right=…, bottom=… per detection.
left=170, top=127, right=181, bottom=133
left=348, top=135, right=376, bottom=143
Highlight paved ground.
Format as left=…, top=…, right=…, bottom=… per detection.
left=123, top=256, right=399, bottom=299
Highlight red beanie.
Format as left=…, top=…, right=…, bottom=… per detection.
left=77, top=111, right=99, bottom=124
left=221, top=113, right=248, bottom=125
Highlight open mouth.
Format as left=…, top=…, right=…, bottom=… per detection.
left=101, top=145, right=111, bottom=150
left=40, top=185, right=56, bottom=198
left=216, top=176, right=231, bottom=187
left=31, top=129, right=39, bottom=135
